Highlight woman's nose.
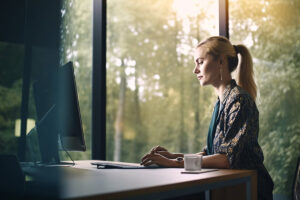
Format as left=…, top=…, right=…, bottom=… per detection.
left=193, top=65, right=200, bottom=74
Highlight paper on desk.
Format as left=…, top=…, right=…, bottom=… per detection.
left=181, top=169, right=218, bottom=174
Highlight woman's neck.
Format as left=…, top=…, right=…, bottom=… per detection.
left=213, top=76, right=232, bottom=102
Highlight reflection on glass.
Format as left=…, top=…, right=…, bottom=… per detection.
left=0, top=41, right=24, bottom=156
left=14, top=119, right=35, bottom=137
left=229, top=0, right=300, bottom=197
left=107, top=0, right=218, bottom=162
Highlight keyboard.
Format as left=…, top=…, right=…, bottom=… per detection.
left=91, top=162, right=162, bottom=169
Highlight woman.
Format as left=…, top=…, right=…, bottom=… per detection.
left=141, top=36, right=274, bottom=200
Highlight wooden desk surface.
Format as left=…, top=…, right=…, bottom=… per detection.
left=58, top=160, right=257, bottom=200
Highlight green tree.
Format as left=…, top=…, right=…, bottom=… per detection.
left=107, top=0, right=218, bottom=162
left=0, top=42, right=24, bottom=155
left=230, top=0, right=300, bottom=196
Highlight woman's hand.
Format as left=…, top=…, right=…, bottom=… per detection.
left=141, top=150, right=175, bottom=163
left=140, top=153, right=180, bottom=167
left=141, top=145, right=185, bottom=167
left=156, top=151, right=177, bottom=159
left=202, top=154, right=230, bottom=169
left=150, top=145, right=168, bottom=154
left=142, top=146, right=177, bottom=160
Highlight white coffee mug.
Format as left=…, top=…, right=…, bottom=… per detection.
left=184, top=154, right=202, bottom=171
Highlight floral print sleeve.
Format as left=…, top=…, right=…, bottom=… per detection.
left=208, top=80, right=273, bottom=200
left=215, top=95, right=263, bottom=169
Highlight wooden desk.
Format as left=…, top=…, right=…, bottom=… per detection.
left=56, top=160, right=257, bottom=200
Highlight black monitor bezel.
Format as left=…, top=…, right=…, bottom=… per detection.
left=57, top=62, right=86, bottom=152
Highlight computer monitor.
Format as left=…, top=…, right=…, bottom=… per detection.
left=57, top=62, right=86, bottom=151
left=33, top=61, right=86, bottom=164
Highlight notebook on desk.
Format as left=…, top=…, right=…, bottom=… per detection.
left=91, top=162, right=163, bottom=169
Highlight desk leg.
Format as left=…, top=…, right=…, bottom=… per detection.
left=251, top=171, right=258, bottom=200
left=246, top=181, right=251, bottom=200
left=211, top=183, right=246, bottom=200
left=205, top=190, right=210, bottom=200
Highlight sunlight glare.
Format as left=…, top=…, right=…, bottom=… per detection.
left=172, top=0, right=199, bottom=18
left=172, top=0, right=218, bottom=36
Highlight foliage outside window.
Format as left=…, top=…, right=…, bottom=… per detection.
left=106, top=0, right=218, bottom=162
left=229, top=0, right=300, bottom=197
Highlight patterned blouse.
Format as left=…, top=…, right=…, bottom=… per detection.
left=202, top=79, right=274, bottom=200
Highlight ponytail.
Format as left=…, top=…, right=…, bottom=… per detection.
left=234, top=45, right=257, bottom=101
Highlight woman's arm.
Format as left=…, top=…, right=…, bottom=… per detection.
left=171, top=153, right=231, bottom=168
left=196, top=151, right=206, bottom=156
left=141, top=152, right=230, bottom=168
left=202, top=154, right=230, bottom=169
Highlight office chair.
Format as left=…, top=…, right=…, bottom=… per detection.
left=0, top=154, right=25, bottom=199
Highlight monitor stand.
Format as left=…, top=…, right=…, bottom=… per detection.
left=34, top=105, right=75, bottom=167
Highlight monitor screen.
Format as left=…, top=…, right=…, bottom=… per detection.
left=57, top=62, right=86, bottom=151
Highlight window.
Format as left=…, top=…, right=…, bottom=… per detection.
left=229, top=0, right=300, bottom=196
left=106, top=0, right=219, bottom=162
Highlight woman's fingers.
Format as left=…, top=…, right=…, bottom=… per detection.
left=143, top=160, right=155, bottom=166
left=141, top=153, right=152, bottom=162
left=156, top=146, right=167, bottom=152
left=141, top=153, right=160, bottom=166
left=157, top=151, right=176, bottom=159
left=141, top=156, right=154, bottom=165
left=142, top=153, right=172, bottom=167
left=141, top=146, right=169, bottom=164
left=140, top=159, right=148, bottom=166
left=142, top=146, right=164, bottom=160
left=156, top=151, right=168, bottom=157
left=151, top=146, right=167, bottom=154
left=150, top=146, right=158, bottom=154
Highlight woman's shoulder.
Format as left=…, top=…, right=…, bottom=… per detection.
left=226, top=84, right=257, bottom=110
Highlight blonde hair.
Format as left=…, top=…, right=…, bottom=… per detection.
left=197, top=36, right=257, bottom=101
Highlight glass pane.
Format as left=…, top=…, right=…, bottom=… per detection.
left=59, top=0, right=92, bottom=159
left=229, top=0, right=300, bottom=197
left=107, top=0, right=219, bottom=162
left=0, top=41, right=24, bottom=156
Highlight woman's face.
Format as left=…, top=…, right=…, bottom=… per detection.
left=193, top=47, right=220, bottom=86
